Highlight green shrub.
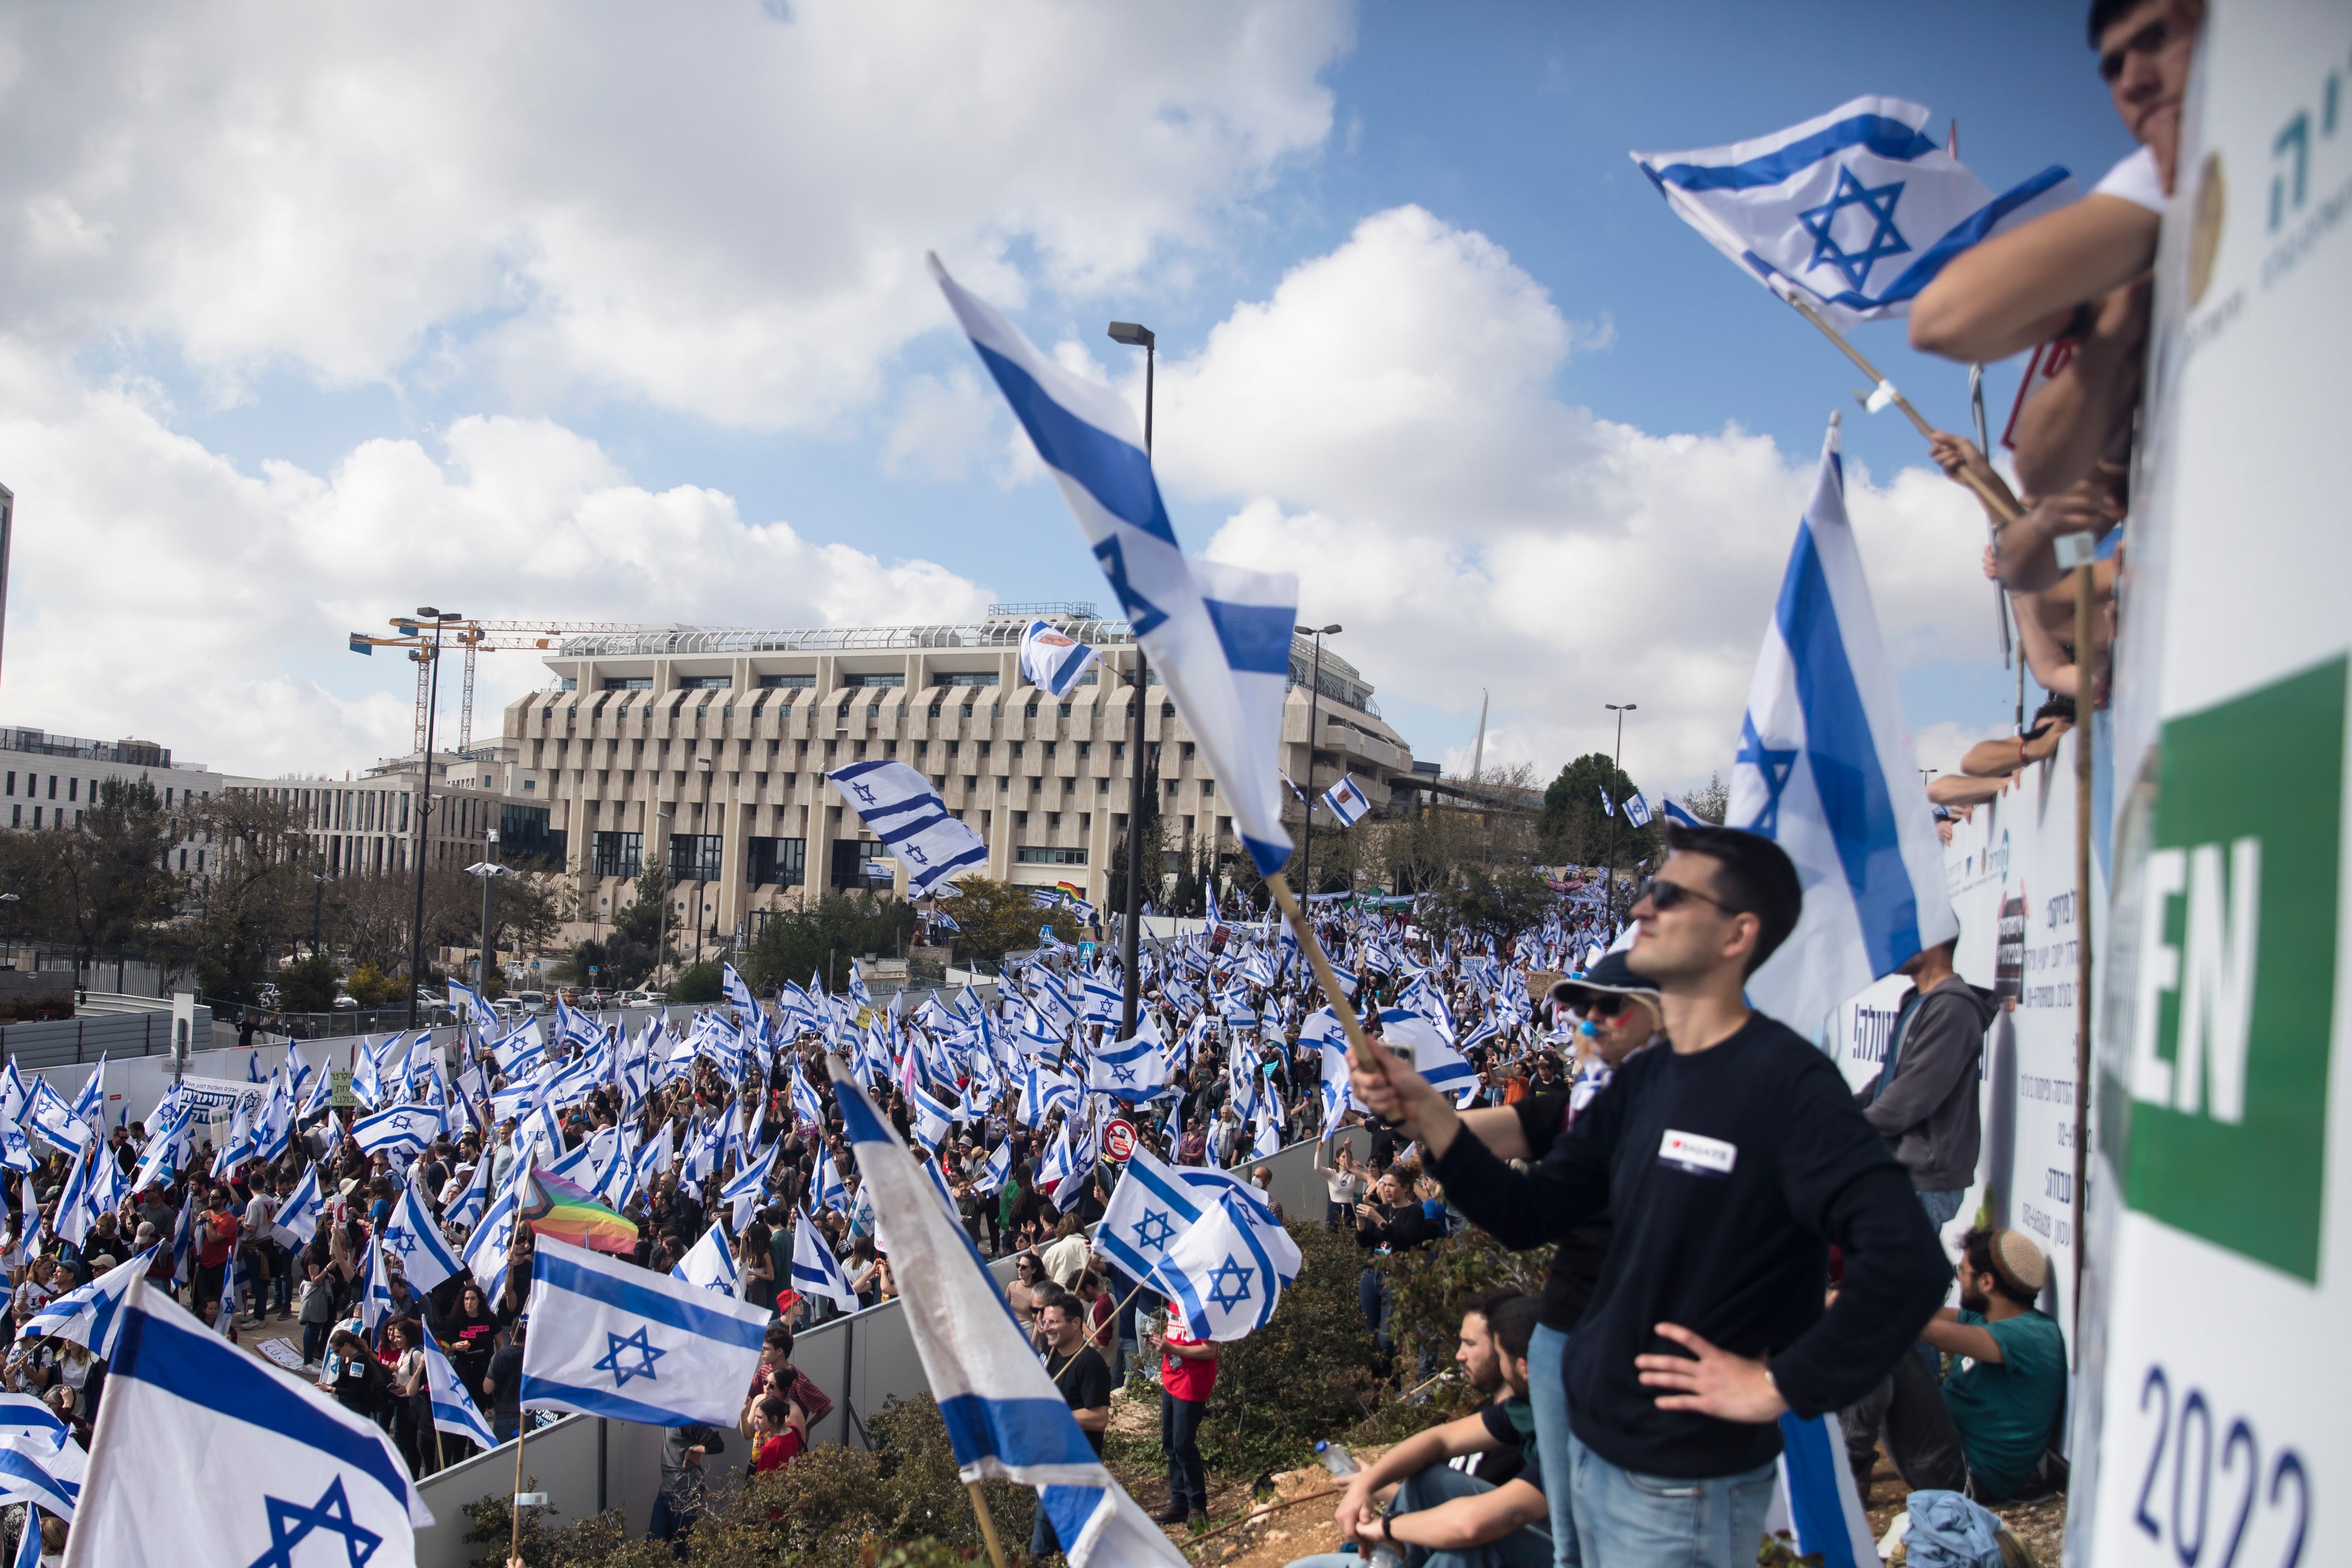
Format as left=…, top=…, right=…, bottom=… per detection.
left=1375, top=1226, right=1544, bottom=1380
left=1193, top=1221, right=1389, bottom=1480
left=668, top=962, right=725, bottom=1004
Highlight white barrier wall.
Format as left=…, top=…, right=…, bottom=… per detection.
left=1824, top=731, right=2102, bottom=1356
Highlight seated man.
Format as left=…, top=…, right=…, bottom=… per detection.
left=1287, top=1294, right=1550, bottom=1568
left=1842, top=1228, right=2068, bottom=1502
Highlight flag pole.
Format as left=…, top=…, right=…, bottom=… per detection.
left=2070, top=564, right=2096, bottom=1347
left=1782, top=293, right=2022, bottom=526
left=508, top=1419, right=528, bottom=1564
left=964, top=1481, right=1013, bottom=1568
left=1263, top=873, right=1379, bottom=1072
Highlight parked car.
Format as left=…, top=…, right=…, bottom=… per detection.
left=491, top=997, right=524, bottom=1021
left=513, top=990, right=550, bottom=1016
left=330, top=993, right=359, bottom=1011
left=580, top=989, right=610, bottom=1010
left=620, top=990, right=655, bottom=1008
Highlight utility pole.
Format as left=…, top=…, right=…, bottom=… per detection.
left=1294, top=624, right=1341, bottom=901
left=405, top=608, right=460, bottom=1028
left=479, top=829, right=500, bottom=992
left=1604, top=702, right=1637, bottom=923
left=1107, top=320, right=1156, bottom=1043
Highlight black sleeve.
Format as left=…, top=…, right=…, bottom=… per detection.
left=1478, top=1401, right=1516, bottom=1448
left=1430, top=1067, right=1623, bottom=1249
left=1077, top=1353, right=1113, bottom=1411
left=1765, top=1057, right=1956, bottom=1418
left=1513, top=1091, right=1574, bottom=1160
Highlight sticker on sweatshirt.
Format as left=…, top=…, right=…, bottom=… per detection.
left=1656, top=1129, right=1737, bottom=1178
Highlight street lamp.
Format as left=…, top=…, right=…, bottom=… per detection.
left=1106, top=319, right=1156, bottom=1040
left=1294, top=624, right=1342, bottom=903
left=465, top=830, right=515, bottom=1025
left=406, top=607, right=463, bottom=1027
left=1604, top=702, right=1638, bottom=920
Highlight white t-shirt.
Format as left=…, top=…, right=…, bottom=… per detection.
left=2093, top=144, right=2168, bottom=215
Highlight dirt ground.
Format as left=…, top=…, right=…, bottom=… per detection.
left=1108, top=1386, right=2070, bottom=1568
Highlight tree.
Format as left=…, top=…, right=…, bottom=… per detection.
left=926, top=877, right=1049, bottom=965
left=278, top=954, right=340, bottom=1012
left=1538, top=752, right=1660, bottom=870
left=46, top=778, right=178, bottom=964
left=154, top=791, right=316, bottom=1002
left=344, top=963, right=400, bottom=1006
left=1682, top=771, right=1729, bottom=825
left=1426, top=865, right=1552, bottom=935
left=668, top=961, right=725, bottom=1004
left=738, top=893, right=917, bottom=993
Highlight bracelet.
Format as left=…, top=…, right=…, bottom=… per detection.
left=1380, top=1510, right=1396, bottom=1543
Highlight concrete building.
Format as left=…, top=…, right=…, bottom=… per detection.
left=498, top=606, right=1420, bottom=946
left=1, top=727, right=226, bottom=873
left=221, top=749, right=554, bottom=879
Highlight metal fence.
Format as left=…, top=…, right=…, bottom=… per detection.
left=0, top=1004, right=216, bottom=1071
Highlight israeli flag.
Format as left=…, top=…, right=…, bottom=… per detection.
left=825, top=1057, right=1187, bottom=1568
left=24, top=1082, right=91, bottom=1159
left=352, top=1105, right=434, bottom=1161
left=380, top=1187, right=461, bottom=1295
left=826, top=760, right=988, bottom=896
left=1086, top=1012, right=1169, bottom=1101
left=360, top=1239, right=398, bottom=1335
left=791, top=1207, right=860, bottom=1314
left=1375, top=1009, right=1479, bottom=1108
left=1632, top=97, right=2074, bottom=332
left=0, top=1397, right=67, bottom=1455
left=1663, top=796, right=1704, bottom=828
left=419, top=1323, right=498, bottom=1453
left=443, top=1146, right=493, bottom=1234
left=811, top=1154, right=850, bottom=1216
left=0, top=1435, right=80, bottom=1522
left=935, top=257, right=1296, bottom=878
left=272, top=1164, right=324, bottom=1252
left=59, top=1277, right=431, bottom=1566
left=1096, top=1146, right=1297, bottom=1291
left=1155, top=1193, right=1285, bottom=1342
left=1598, top=786, right=1615, bottom=819
left=1625, top=791, right=1654, bottom=828
left=968, top=1138, right=1013, bottom=1197
left=1731, top=419, right=1956, bottom=1034
left=671, top=1219, right=740, bottom=1298
left=1019, top=619, right=1103, bottom=698
left=519, top=1234, right=767, bottom=1427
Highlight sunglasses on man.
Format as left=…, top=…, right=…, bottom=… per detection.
left=1637, top=877, right=1742, bottom=917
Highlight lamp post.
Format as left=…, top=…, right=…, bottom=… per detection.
left=405, top=607, right=463, bottom=1028
left=1604, top=701, right=1638, bottom=920
left=1293, top=624, right=1342, bottom=904
left=1107, top=319, right=1155, bottom=1041
left=466, top=832, right=514, bottom=1013
left=311, top=872, right=328, bottom=958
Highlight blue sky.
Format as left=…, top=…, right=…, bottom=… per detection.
left=2, top=1, right=2130, bottom=788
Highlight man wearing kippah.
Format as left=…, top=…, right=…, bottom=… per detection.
left=1842, top=1226, right=2069, bottom=1502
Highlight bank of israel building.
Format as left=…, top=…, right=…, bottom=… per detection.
left=495, top=607, right=1424, bottom=944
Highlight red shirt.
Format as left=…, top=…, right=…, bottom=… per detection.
left=199, top=1211, right=240, bottom=1268
left=754, top=1428, right=803, bottom=1473
left=1160, top=1312, right=1217, bottom=1403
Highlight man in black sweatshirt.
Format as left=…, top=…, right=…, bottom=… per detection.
left=1353, top=823, right=1950, bottom=1568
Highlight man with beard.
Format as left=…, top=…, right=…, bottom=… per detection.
left=1841, top=1228, right=2067, bottom=1502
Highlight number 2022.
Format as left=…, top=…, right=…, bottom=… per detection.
left=2134, top=1365, right=2308, bottom=1567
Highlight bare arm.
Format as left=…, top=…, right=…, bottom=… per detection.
left=1929, top=774, right=2008, bottom=808
left=1908, top=195, right=2162, bottom=362
left=2013, top=595, right=2080, bottom=699
left=1921, top=1311, right=2005, bottom=1365
left=2012, top=279, right=2151, bottom=498
left=1071, top=1403, right=1109, bottom=1435
left=1332, top=1411, right=1501, bottom=1541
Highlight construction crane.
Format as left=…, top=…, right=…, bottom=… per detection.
left=347, top=619, right=662, bottom=758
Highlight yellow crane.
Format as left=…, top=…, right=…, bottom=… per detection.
left=348, top=618, right=669, bottom=757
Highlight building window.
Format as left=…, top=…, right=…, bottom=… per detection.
left=829, top=837, right=890, bottom=889
left=842, top=673, right=904, bottom=688
left=668, top=833, right=726, bottom=884
left=1015, top=846, right=1088, bottom=865
left=560, top=676, right=578, bottom=690
left=758, top=674, right=816, bottom=689
left=1200, top=778, right=1214, bottom=796
left=1014, top=811, right=1028, bottom=828
left=749, top=837, right=806, bottom=888
left=591, top=831, right=643, bottom=879
left=935, top=672, right=998, bottom=687
left=602, top=677, right=654, bottom=692
left=678, top=675, right=732, bottom=690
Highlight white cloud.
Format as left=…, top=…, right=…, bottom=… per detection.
left=1155, top=206, right=1996, bottom=794
left=0, top=340, right=991, bottom=776
left=0, top=1, right=1350, bottom=427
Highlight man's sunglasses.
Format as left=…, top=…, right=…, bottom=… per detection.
left=1576, top=993, right=1634, bottom=1020
left=1639, top=878, right=1740, bottom=917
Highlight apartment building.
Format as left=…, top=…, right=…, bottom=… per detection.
left=0, top=727, right=225, bottom=873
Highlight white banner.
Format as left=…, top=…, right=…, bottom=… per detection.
left=2075, top=3, right=2349, bottom=1564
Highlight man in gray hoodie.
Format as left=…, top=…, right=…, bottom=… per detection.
left=1856, top=938, right=2000, bottom=1231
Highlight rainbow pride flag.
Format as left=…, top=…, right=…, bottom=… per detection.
left=518, top=1166, right=639, bottom=1256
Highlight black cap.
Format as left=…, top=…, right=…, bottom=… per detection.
left=1547, top=951, right=1661, bottom=1013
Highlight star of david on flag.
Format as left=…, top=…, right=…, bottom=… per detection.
left=1154, top=1194, right=1285, bottom=1342
left=57, top=1275, right=430, bottom=1568
left=825, top=761, right=987, bottom=897
left=1094, top=1145, right=1296, bottom=1294
left=1730, top=419, right=1955, bottom=1035
left=517, top=1234, right=766, bottom=1427
left=1632, top=96, right=2075, bottom=331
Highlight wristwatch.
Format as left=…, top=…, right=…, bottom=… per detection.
left=1379, top=1510, right=1396, bottom=1543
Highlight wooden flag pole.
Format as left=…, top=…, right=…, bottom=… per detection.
left=965, top=1481, right=1014, bottom=1568
left=1263, top=873, right=1380, bottom=1072
left=508, top=1420, right=529, bottom=1564
left=1782, top=293, right=2023, bottom=526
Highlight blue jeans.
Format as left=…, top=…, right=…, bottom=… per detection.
left=1282, top=1467, right=1552, bottom=1568
left=1915, top=1189, right=1966, bottom=1378
left=1565, top=1431, right=1776, bottom=1568
left=1527, top=1324, right=1579, bottom=1568
left=1163, top=1393, right=1210, bottom=1516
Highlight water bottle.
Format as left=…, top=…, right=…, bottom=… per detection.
left=1316, top=1440, right=1358, bottom=1477
left=1368, top=1544, right=1404, bottom=1568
